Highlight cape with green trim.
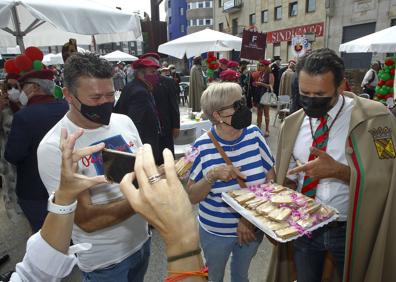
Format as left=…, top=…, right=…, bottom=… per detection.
left=267, top=92, right=396, bottom=282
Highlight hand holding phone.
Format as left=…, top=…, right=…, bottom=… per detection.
left=102, top=148, right=136, bottom=183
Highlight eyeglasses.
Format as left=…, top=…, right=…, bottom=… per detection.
left=217, top=98, right=246, bottom=112
left=6, top=84, right=18, bottom=90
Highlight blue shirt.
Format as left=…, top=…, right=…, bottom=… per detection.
left=189, top=125, right=274, bottom=236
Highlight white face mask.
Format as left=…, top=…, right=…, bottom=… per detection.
left=19, top=91, right=29, bottom=106
left=7, top=87, right=21, bottom=102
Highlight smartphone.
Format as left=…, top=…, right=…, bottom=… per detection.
left=102, top=148, right=136, bottom=184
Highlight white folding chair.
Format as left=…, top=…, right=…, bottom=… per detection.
left=273, top=95, right=291, bottom=126
left=174, top=128, right=197, bottom=159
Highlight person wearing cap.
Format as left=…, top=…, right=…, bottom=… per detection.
left=271, top=56, right=282, bottom=96
left=361, top=61, right=380, bottom=99
left=279, top=59, right=296, bottom=97
left=189, top=56, right=206, bottom=112
left=4, top=47, right=69, bottom=233
left=219, top=69, right=241, bottom=83
left=251, top=59, right=274, bottom=137
left=114, top=57, right=163, bottom=164
left=139, top=53, right=180, bottom=160
left=227, top=60, right=239, bottom=71
left=214, top=58, right=229, bottom=80
left=38, top=52, right=150, bottom=281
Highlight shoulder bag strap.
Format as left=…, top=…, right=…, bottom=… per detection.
left=207, top=131, right=247, bottom=188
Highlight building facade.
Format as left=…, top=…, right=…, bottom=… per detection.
left=213, top=0, right=326, bottom=61
left=165, top=0, right=188, bottom=40
left=186, top=0, right=214, bottom=34
left=327, top=0, right=396, bottom=69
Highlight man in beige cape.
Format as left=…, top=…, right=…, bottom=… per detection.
left=278, top=60, right=296, bottom=97
left=189, top=56, right=206, bottom=112
left=267, top=48, right=396, bottom=282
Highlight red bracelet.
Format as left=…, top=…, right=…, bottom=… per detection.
left=164, top=266, right=208, bottom=282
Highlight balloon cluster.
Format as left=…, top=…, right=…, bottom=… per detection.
left=375, top=58, right=395, bottom=104
left=206, top=52, right=219, bottom=82
left=4, top=47, right=44, bottom=77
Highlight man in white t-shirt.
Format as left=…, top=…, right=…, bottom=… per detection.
left=361, top=62, right=379, bottom=99
left=37, top=53, right=150, bottom=281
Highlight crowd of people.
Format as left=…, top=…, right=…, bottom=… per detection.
left=0, top=44, right=395, bottom=282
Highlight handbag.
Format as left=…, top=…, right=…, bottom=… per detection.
left=260, top=91, right=277, bottom=106
left=207, top=131, right=247, bottom=188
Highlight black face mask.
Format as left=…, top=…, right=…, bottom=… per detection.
left=75, top=96, right=113, bottom=125
left=219, top=99, right=252, bottom=130
left=299, top=95, right=334, bottom=118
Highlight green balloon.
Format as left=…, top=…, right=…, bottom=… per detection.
left=32, top=60, right=43, bottom=71
left=53, top=85, right=63, bottom=99
left=382, top=73, right=391, bottom=81
left=375, top=86, right=381, bottom=93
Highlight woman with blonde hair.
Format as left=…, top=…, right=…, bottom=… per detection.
left=187, top=82, right=275, bottom=282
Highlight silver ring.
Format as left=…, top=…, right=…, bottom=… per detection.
left=148, top=174, right=162, bottom=185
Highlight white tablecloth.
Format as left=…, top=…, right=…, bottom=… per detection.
left=180, top=116, right=212, bottom=139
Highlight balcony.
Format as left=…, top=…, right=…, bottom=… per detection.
left=223, top=0, right=243, bottom=13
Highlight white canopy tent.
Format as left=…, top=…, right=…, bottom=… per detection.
left=158, top=28, right=242, bottom=59
left=42, top=47, right=88, bottom=65
left=0, top=0, right=141, bottom=50
left=339, top=25, right=396, bottom=53
left=101, top=50, right=138, bottom=62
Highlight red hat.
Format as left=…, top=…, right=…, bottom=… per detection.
left=139, top=52, right=160, bottom=60
left=220, top=69, right=241, bottom=82
left=219, top=58, right=229, bottom=65
left=4, top=47, right=54, bottom=83
left=227, top=60, right=239, bottom=68
left=5, top=73, right=20, bottom=80
left=259, top=59, right=271, bottom=66
left=132, top=58, right=160, bottom=69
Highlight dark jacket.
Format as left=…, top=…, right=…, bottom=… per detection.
left=153, top=76, right=180, bottom=142
left=114, top=78, right=162, bottom=164
left=5, top=97, right=68, bottom=200
left=290, top=72, right=301, bottom=114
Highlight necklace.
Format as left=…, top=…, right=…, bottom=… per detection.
left=308, top=95, right=345, bottom=148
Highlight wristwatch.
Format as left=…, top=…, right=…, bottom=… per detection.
left=47, top=192, right=77, bottom=215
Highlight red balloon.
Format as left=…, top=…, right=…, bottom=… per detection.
left=25, top=46, right=44, bottom=61
left=15, top=54, right=33, bottom=72
left=378, top=80, right=385, bottom=87
left=390, top=69, right=395, bottom=76
left=384, top=59, right=394, bottom=66
left=385, top=79, right=394, bottom=87
left=4, top=59, right=20, bottom=74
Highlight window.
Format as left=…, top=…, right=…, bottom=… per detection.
left=289, top=2, right=298, bottom=17
left=205, top=19, right=211, bottom=25
left=273, top=43, right=281, bottom=57
left=198, top=2, right=204, bottom=8
left=199, top=19, right=204, bottom=26
left=287, top=42, right=294, bottom=60
left=261, top=10, right=268, bottom=23
left=306, top=0, right=316, bottom=13
left=190, top=19, right=195, bottom=26
left=181, top=25, right=185, bottom=33
left=232, top=18, right=238, bottom=35
left=168, top=0, right=171, bottom=8
left=187, top=3, right=191, bottom=9
left=275, top=6, right=282, bottom=20
left=205, top=1, right=211, bottom=8
left=391, top=19, right=396, bottom=26
left=180, top=7, right=184, bottom=15
left=219, top=22, right=224, bottom=32
left=218, top=0, right=223, bottom=8
left=249, top=13, right=256, bottom=25
left=169, top=17, right=171, bottom=24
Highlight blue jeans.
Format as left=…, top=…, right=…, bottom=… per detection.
left=82, top=239, right=150, bottom=282
left=293, top=222, right=347, bottom=282
left=199, top=225, right=263, bottom=282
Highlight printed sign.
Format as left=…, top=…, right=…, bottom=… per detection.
left=240, top=29, right=267, bottom=60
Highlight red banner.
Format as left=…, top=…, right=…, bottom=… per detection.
left=240, top=30, right=267, bottom=60
left=266, top=22, right=324, bottom=44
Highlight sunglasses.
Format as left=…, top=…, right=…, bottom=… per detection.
left=217, top=98, right=246, bottom=112
left=6, top=84, right=19, bottom=90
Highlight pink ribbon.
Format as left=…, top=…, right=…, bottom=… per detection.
left=288, top=220, right=312, bottom=238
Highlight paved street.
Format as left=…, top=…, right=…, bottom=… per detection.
left=0, top=107, right=282, bottom=282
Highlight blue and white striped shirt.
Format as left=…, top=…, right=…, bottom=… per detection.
left=189, top=125, right=274, bottom=237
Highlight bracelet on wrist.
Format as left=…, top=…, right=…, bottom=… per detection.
left=47, top=192, right=77, bottom=215
left=167, top=248, right=201, bottom=263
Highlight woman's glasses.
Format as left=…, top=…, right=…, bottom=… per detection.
left=217, top=98, right=246, bottom=112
